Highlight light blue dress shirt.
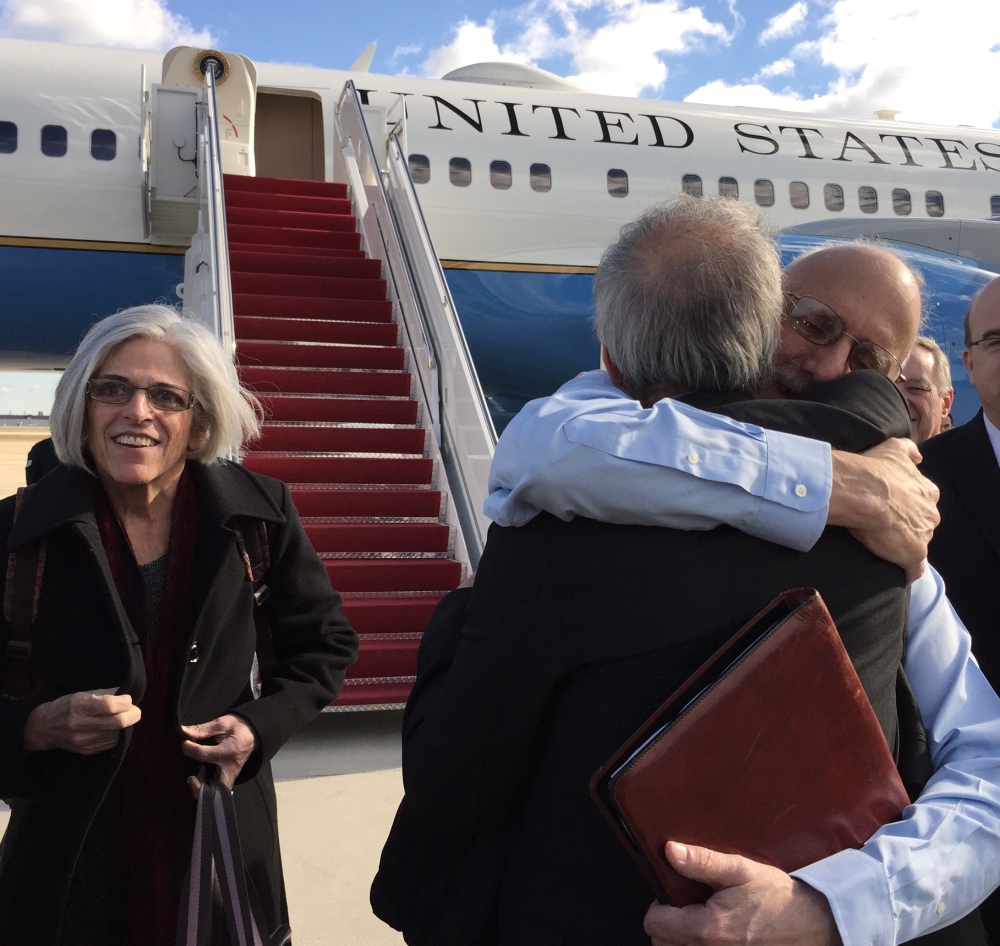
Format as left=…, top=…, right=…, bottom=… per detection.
left=485, top=371, right=832, bottom=551
left=486, top=370, right=1000, bottom=946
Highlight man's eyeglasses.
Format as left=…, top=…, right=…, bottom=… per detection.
left=969, top=335, right=1000, bottom=354
left=782, top=292, right=904, bottom=382
left=87, top=378, right=197, bottom=412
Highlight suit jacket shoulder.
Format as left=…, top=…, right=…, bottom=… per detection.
left=688, top=371, right=911, bottom=453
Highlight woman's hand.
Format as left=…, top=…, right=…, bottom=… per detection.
left=24, top=689, right=141, bottom=754
left=181, top=715, right=258, bottom=789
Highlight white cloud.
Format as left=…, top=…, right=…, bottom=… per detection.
left=422, top=0, right=733, bottom=97
left=420, top=20, right=529, bottom=79
left=755, top=57, right=795, bottom=78
left=0, top=0, right=214, bottom=50
left=759, top=2, right=808, bottom=44
left=689, top=0, right=1000, bottom=126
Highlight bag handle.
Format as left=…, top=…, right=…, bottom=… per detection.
left=177, top=780, right=291, bottom=946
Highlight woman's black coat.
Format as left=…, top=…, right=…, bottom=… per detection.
left=0, top=460, right=358, bottom=944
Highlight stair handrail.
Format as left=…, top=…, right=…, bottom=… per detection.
left=334, top=81, right=496, bottom=567
left=187, top=62, right=235, bottom=355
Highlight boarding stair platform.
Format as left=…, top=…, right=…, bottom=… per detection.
left=224, top=174, right=466, bottom=708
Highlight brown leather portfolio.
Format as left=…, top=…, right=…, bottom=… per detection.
left=590, top=588, right=910, bottom=907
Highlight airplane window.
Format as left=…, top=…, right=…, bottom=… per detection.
left=754, top=180, right=774, bottom=207
left=824, top=184, right=844, bottom=212
left=681, top=174, right=702, bottom=197
left=408, top=154, right=430, bottom=184
left=41, top=124, right=67, bottom=157
left=892, top=188, right=912, bottom=216
left=926, top=191, right=945, bottom=217
left=0, top=121, right=16, bottom=154
left=858, top=186, right=878, bottom=214
left=530, top=163, right=552, bottom=193
left=990, top=195, right=1000, bottom=217
left=449, top=157, right=472, bottom=187
left=490, top=160, right=512, bottom=190
left=789, top=181, right=810, bottom=209
left=718, top=177, right=738, bottom=199
left=91, top=129, right=116, bottom=161
left=607, top=169, right=628, bottom=198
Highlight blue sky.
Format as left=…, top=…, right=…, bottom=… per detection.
left=2, top=0, right=1000, bottom=413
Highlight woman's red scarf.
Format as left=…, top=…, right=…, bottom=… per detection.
left=95, top=466, right=199, bottom=946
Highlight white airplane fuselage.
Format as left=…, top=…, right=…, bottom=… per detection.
left=1, top=37, right=997, bottom=421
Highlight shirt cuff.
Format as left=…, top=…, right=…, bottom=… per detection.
left=793, top=847, right=895, bottom=946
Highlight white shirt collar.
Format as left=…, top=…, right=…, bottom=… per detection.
left=982, top=412, right=1000, bottom=468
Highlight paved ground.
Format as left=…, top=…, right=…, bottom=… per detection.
left=0, top=430, right=408, bottom=944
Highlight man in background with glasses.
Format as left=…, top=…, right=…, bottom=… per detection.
left=897, top=337, right=955, bottom=444
left=919, top=276, right=1000, bottom=939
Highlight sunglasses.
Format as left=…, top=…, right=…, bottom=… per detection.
left=782, top=292, right=904, bottom=382
left=87, top=378, right=197, bottom=412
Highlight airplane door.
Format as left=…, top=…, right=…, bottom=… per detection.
left=254, top=92, right=325, bottom=181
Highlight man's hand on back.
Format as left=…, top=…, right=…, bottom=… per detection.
left=827, top=438, right=939, bottom=582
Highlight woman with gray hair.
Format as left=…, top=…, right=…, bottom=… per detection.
left=0, top=305, right=358, bottom=945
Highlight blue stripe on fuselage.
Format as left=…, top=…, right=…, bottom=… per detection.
left=0, top=244, right=184, bottom=364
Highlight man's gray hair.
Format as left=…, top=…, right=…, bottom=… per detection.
left=593, top=195, right=782, bottom=398
left=51, top=304, right=261, bottom=470
left=912, top=335, right=952, bottom=394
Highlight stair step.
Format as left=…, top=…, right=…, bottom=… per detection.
left=237, top=340, right=405, bottom=371
left=291, top=487, right=441, bottom=518
left=261, top=395, right=418, bottom=425
left=349, top=637, right=419, bottom=679
left=340, top=594, right=442, bottom=634
left=227, top=206, right=358, bottom=233
left=231, top=272, right=387, bottom=301
left=230, top=250, right=382, bottom=280
left=224, top=174, right=348, bottom=199
left=305, top=522, right=451, bottom=554
left=244, top=453, right=434, bottom=485
left=228, top=224, right=361, bottom=252
left=229, top=241, right=366, bottom=260
left=234, top=293, right=393, bottom=323
left=333, top=677, right=414, bottom=709
left=240, top=365, right=411, bottom=397
left=235, top=316, right=398, bottom=347
left=225, top=190, right=353, bottom=216
left=323, top=558, right=463, bottom=592
left=256, top=424, right=425, bottom=454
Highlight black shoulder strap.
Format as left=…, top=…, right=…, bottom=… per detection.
left=233, top=519, right=276, bottom=676
left=2, top=486, right=47, bottom=701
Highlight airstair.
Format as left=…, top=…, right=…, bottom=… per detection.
left=157, top=50, right=495, bottom=709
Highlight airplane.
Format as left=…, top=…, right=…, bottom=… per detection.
left=1, top=35, right=998, bottom=426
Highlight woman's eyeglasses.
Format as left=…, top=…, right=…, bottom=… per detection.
left=783, top=292, right=904, bottom=382
left=87, top=378, right=196, bottom=412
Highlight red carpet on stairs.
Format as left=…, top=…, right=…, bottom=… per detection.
left=225, top=173, right=464, bottom=708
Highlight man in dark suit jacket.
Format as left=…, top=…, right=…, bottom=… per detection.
left=371, top=198, right=993, bottom=946
left=920, top=275, right=1000, bottom=940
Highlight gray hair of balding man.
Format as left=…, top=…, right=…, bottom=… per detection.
left=912, top=335, right=952, bottom=394
left=593, top=195, right=783, bottom=399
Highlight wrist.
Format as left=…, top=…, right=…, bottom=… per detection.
left=827, top=452, right=877, bottom=529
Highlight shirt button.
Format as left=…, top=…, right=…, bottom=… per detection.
left=687, top=452, right=700, bottom=464
left=794, top=483, right=807, bottom=498
left=937, top=903, right=946, bottom=915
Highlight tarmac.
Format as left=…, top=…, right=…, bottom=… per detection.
left=0, top=428, right=408, bottom=945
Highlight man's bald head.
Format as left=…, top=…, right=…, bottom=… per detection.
left=963, top=275, right=1000, bottom=427
left=772, top=243, right=923, bottom=394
